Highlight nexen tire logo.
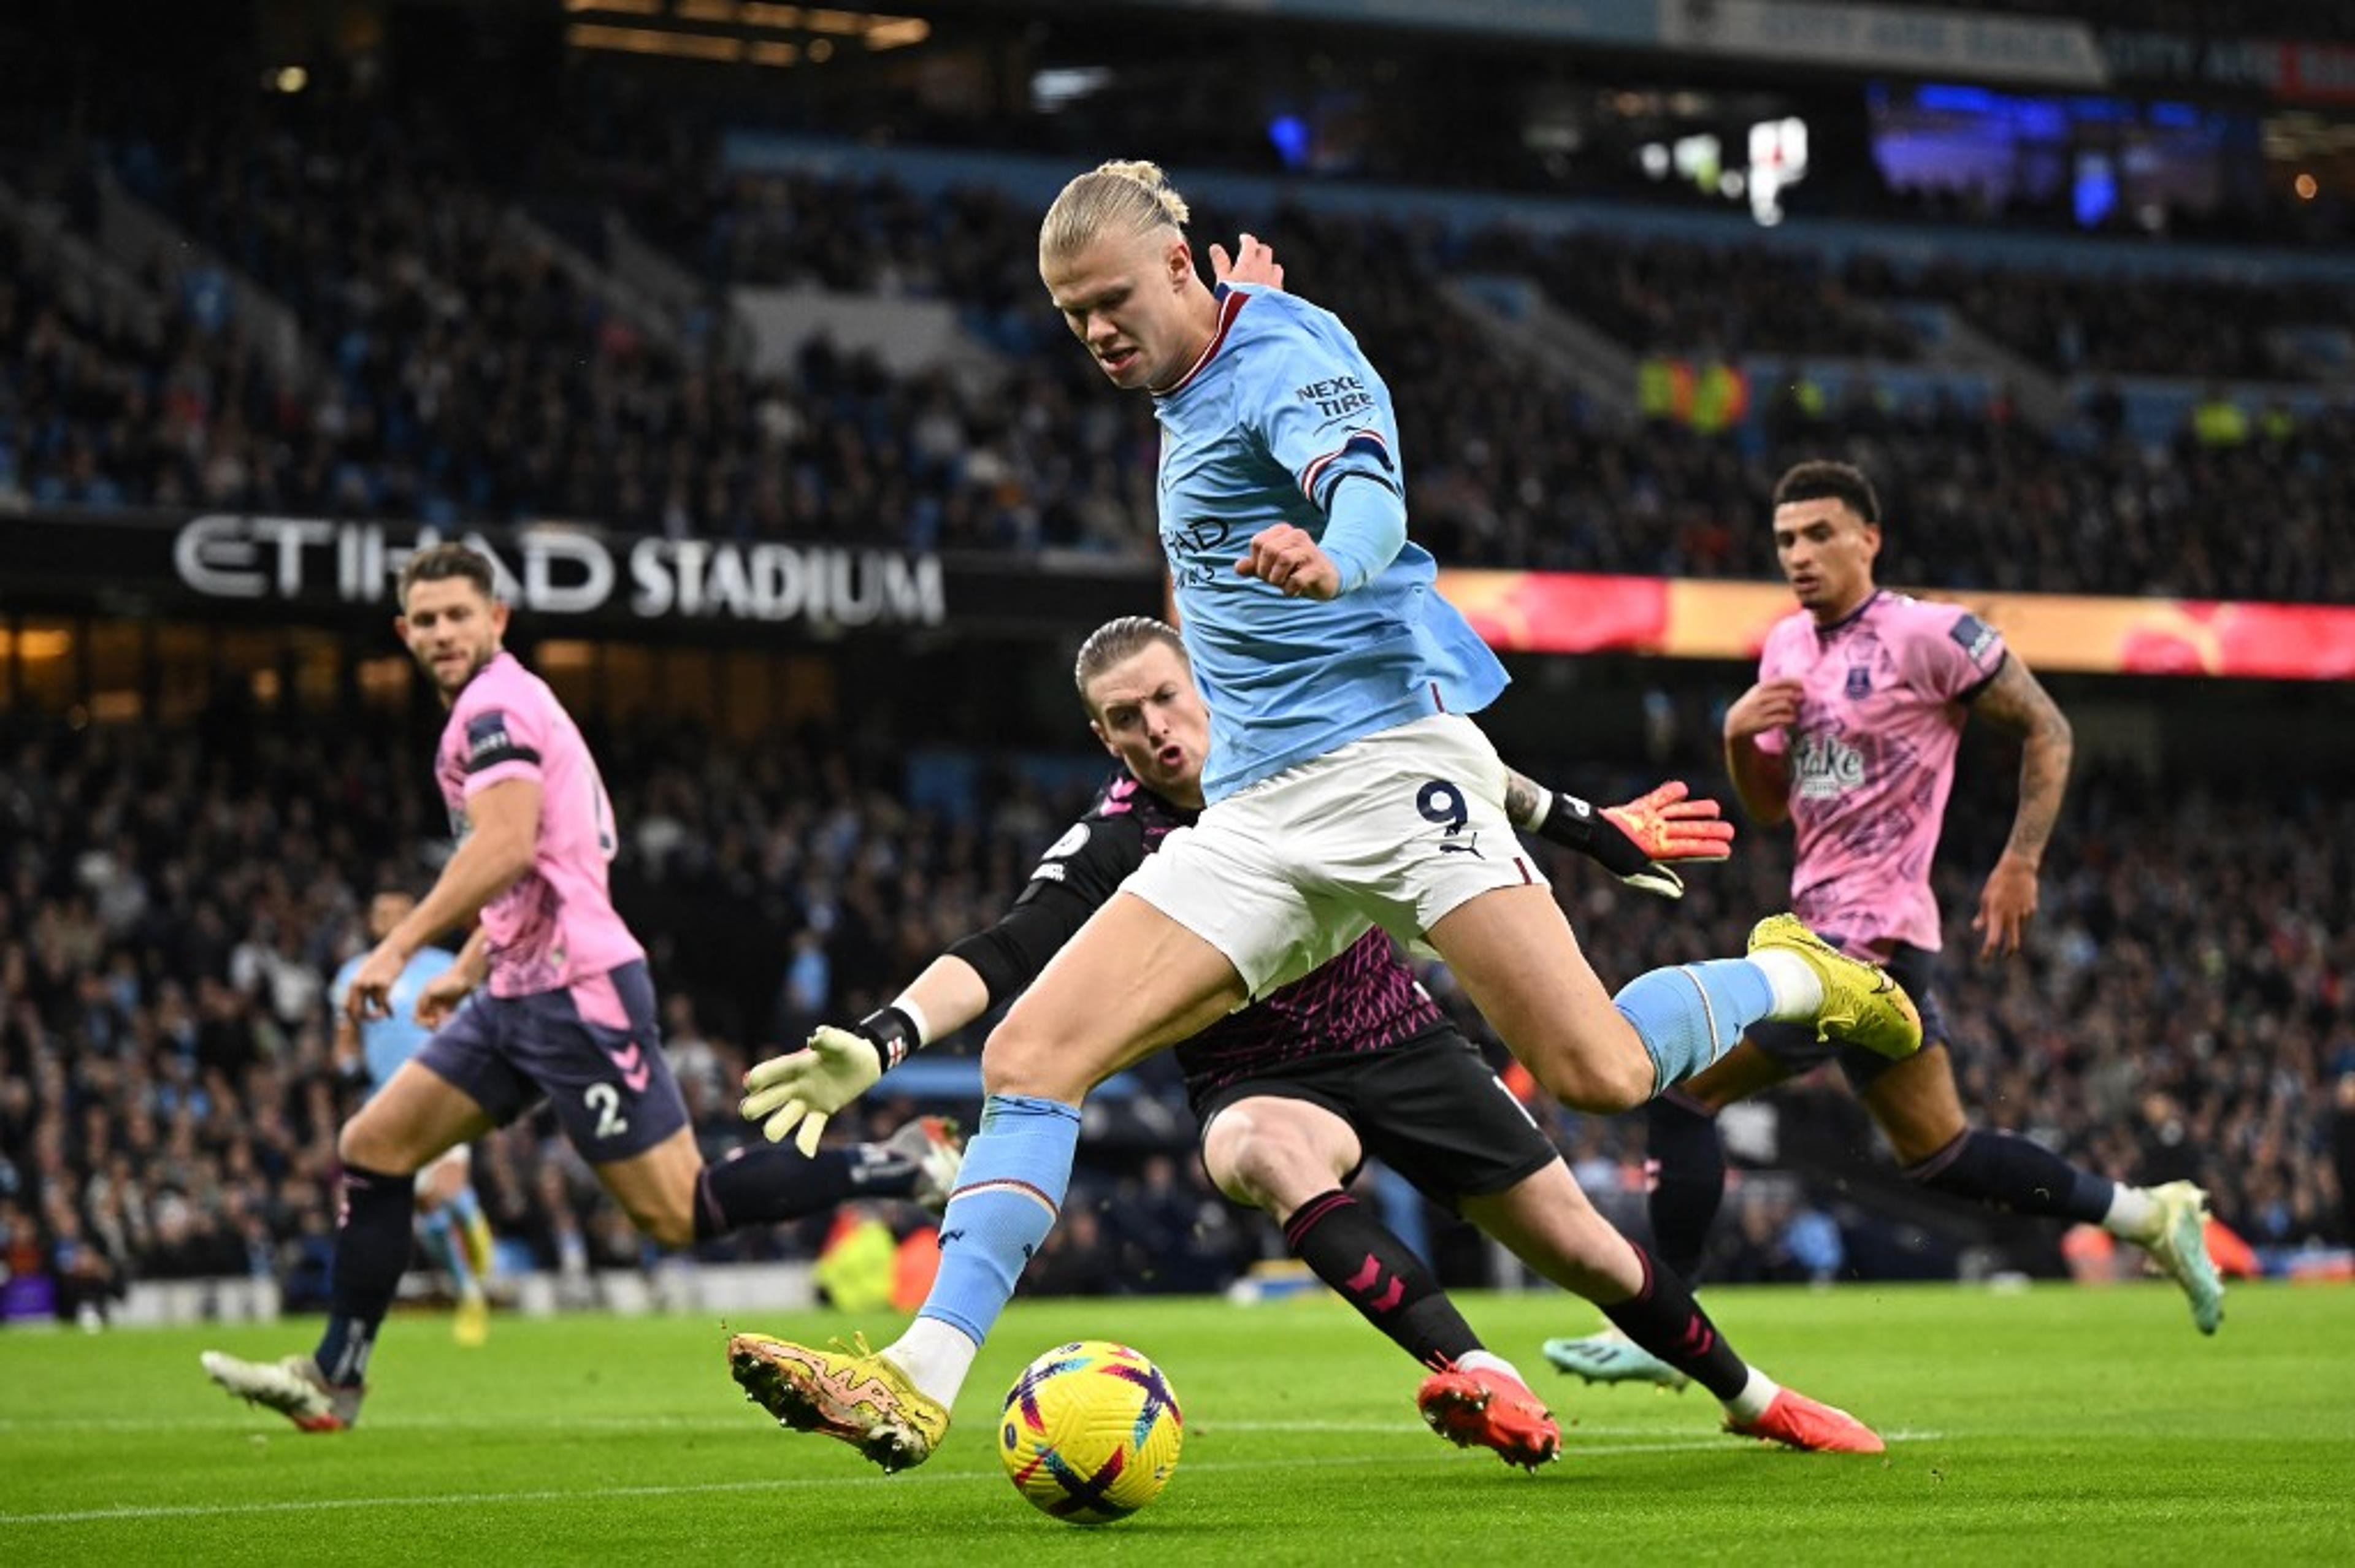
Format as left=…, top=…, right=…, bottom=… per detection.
left=171, top=516, right=945, bottom=627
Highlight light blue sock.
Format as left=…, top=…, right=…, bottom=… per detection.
left=918, top=1093, right=1082, bottom=1345
left=448, top=1185, right=483, bottom=1228
left=418, top=1207, right=477, bottom=1295
left=1613, top=959, right=1778, bottom=1096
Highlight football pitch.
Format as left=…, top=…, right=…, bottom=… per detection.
left=4, top=1282, right=2349, bottom=1566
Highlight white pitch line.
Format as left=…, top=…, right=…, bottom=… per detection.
left=0, top=1412, right=762, bottom=1436
left=0, top=1432, right=1947, bottom=1528
left=0, top=1410, right=1951, bottom=1442
left=0, top=1414, right=1449, bottom=1436
left=0, top=1414, right=1692, bottom=1437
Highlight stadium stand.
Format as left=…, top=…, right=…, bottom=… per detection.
left=1, top=80, right=2349, bottom=596
left=4, top=708, right=2348, bottom=1320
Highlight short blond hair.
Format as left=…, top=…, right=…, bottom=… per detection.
left=1074, top=616, right=1189, bottom=716
left=1041, top=159, right=1190, bottom=261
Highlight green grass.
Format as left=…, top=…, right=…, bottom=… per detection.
left=3, top=1282, right=2351, bottom=1565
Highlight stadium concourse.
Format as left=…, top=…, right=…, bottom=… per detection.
left=4, top=9, right=2355, bottom=1332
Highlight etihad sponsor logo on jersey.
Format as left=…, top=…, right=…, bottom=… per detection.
left=1161, top=518, right=1232, bottom=555
left=1158, top=516, right=1233, bottom=590
left=1791, top=730, right=1867, bottom=799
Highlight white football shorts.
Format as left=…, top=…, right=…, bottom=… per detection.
left=1122, top=713, right=1547, bottom=1000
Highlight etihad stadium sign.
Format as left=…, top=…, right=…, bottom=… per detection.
left=169, top=514, right=945, bottom=627
left=7, top=510, right=1160, bottom=638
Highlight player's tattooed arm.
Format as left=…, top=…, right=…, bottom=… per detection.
left=1503, top=769, right=1546, bottom=827
left=1972, top=654, right=2074, bottom=863
left=1968, top=654, right=2075, bottom=957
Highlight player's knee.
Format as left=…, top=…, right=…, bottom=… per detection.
left=978, top=1018, right=1090, bottom=1103
left=1205, top=1128, right=1293, bottom=1211
left=338, top=1114, right=418, bottom=1175
left=1204, top=1107, right=1347, bottom=1215
left=1199, top=1139, right=1258, bottom=1207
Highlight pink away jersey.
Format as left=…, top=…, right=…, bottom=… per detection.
left=1752, top=591, right=2007, bottom=956
left=435, top=651, right=645, bottom=997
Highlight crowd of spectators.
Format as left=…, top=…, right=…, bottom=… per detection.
left=0, top=81, right=2350, bottom=599
left=0, top=174, right=305, bottom=515
left=1882, top=259, right=2355, bottom=382
left=3, top=700, right=2349, bottom=1323
left=1460, top=226, right=1925, bottom=364
left=1456, top=216, right=2355, bottom=385
left=1226, top=199, right=2355, bottom=600
left=0, top=91, right=1146, bottom=555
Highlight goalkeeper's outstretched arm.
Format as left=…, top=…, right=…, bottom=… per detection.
left=1503, top=769, right=1736, bottom=901
left=741, top=871, right=1108, bottom=1152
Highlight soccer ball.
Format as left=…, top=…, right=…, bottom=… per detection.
left=998, top=1340, right=1183, bottom=1525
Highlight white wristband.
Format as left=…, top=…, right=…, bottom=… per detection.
left=892, top=995, right=932, bottom=1049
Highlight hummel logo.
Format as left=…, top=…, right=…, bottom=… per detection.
left=605, top=1042, right=652, bottom=1093
left=1345, top=1255, right=1404, bottom=1313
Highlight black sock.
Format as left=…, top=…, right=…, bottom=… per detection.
left=1284, top=1189, right=1479, bottom=1371
left=1598, top=1244, right=1750, bottom=1402
left=312, top=1163, right=417, bottom=1388
left=1646, top=1093, right=1727, bottom=1282
left=694, top=1144, right=906, bottom=1241
left=1905, top=1129, right=2114, bottom=1223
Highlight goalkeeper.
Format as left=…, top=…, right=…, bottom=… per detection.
left=729, top=616, right=1883, bottom=1467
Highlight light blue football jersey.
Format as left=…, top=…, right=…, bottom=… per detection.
left=331, top=946, right=459, bottom=1092
left=1152, top=283, right=1506, bottom=801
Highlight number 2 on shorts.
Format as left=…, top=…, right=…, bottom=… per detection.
left=584, top=1081, right=630, bottom=1139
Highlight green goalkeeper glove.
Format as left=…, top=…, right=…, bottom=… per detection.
left=740, top=1008, right=916, bottom=1156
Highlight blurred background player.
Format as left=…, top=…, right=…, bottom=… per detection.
left=732, top=615, right=1885, bottom=1464
left=201, top=543, right=960, bottom=1431
left=1547, top=460, right=2224, bottom=1388
left=329, top=888, right=495, bottom=1347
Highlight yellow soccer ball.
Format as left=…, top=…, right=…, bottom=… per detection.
left=998, top=1340, right=1183, bottom=1525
